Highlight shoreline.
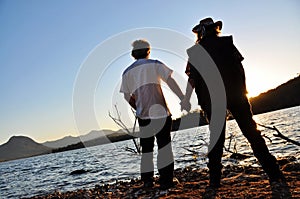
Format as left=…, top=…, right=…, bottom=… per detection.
left=1, top=106, right=299, bottom=163
left=28, top=156, right=300, bottom=199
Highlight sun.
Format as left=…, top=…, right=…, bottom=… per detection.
left=245, top=76, right=271, bottom=98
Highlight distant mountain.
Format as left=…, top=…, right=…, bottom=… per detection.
left=80, top=130, right=116, bottom=142
left=0, top=136, right=52, bottom=162
left=172, top=110, right=208, bottom=131
left=42, top=129, right=115, bottom=148
left=42, top=135, right=80, bottom=149
left=0, top=130, right=117, bottom=162
left=250, top=75, right=300, bottom=114
left=52, top=130, right=133, bottom=153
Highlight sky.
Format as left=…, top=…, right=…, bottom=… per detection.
left=0, top=0, right=299, bottom=144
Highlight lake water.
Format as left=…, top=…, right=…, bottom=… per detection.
left=0, top=106, right=299, bottom=198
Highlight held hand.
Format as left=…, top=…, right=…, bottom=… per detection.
left=129, top=96, right=137, bottom=110
left=180, top=97, right=191, bottom=112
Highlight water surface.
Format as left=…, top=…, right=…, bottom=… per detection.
left=0, top=106, right=299, bottom=198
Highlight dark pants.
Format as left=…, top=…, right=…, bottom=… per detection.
left=138, top=116, right=174, bottom=185
left=202, top=95, right=283, bottom=183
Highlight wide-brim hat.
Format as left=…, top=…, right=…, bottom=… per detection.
left=192, top=17, right=223, bottom=33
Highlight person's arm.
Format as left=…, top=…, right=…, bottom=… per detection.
left=178, top=62, right=195, bottom=111
left=124, top=93, right=136, bottom=110
left=184, top=62, right=195, bottom=100
left=166, top=76, right=192, bottom=111
left=166, top=76, right=184, bottom=101
left=179, top=78, right=194, bottom=112
left=184, top=78, right=195, bottom=101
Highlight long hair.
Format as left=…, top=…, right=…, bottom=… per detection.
left=196, top=26, right=219, bottom=43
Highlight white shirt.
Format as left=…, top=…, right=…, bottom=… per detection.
left=120, top=59, right=173, bottom=119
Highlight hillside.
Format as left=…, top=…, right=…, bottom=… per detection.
left=0, top=136, right=52, bottom=162
left=52, top=131, right=133, bottom=153
left=172, top=110, right=208, bottom=131
left=42, top=130, right=115, bottom=148
left=250, top=75, right=300, bottom=114
left=42, top=135, right=80, bottom=148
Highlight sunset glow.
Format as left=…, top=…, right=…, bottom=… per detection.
left=0, top=1, right=299, bottom=144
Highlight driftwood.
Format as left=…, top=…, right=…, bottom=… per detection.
left=181, top=137, right=209, bottom=161
left=109, top=105, right=141, bottom=154
left=258, top=123, right=300, bottom=147
left=225, top=133, right=252, bottom=160
left=225, top=123, right=300, bottom=160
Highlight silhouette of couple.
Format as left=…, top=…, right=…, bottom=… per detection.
left=120, top=17, right=289, bottom=196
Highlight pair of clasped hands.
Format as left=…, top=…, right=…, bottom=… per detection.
left=180, top=96, right=192, bottom=113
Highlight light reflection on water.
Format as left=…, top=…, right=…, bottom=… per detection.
left=0, top=106, right=299, bottom=198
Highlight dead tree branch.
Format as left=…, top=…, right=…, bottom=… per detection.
left=109, top=105, right=141, bottom=154
left=258, top=123, right=300, bottom=147
left=224, top=133, right=251, bottom=160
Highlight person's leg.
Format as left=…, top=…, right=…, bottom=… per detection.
left=155, top=116, right=174, bottom=187
left=207, top=122, right=226, bottom=187
left=138, top=118, right=155, bottom=186
left=228, top=96, right=284, bottom=182
left=204, top=106, right=226, bottom=187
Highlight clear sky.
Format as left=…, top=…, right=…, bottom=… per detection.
left=0, top=0, right=299, bottom=144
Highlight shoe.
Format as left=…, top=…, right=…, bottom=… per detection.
left=159, top=177, right=178, bottom=190
left=270, top=180, right=291, bottom=198
left=159, top=182, right=174, bottom=190
left=203, top=185, right=218, bottom=199
left=209, top=178, right=221, bottom=188
left=209, top=171, right=221, bottom=188
left=143, top=181, right=154, bottom=188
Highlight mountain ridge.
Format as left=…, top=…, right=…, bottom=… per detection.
left=42, top=129, right=115, bottom=148
left=250, top=75, right=300, bottom=114
left=0, top=136, right=52, bottom=162
left=0, top=130, right=117, bottom=162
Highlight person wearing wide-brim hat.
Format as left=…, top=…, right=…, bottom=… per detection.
left=192, top=17, right=222, bottom=43
left=193, top=17, right=222, bottom=34
left=180, top=17, right=288, bottom=196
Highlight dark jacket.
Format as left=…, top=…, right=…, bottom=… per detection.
left=186, top=35, right=247, bottom=106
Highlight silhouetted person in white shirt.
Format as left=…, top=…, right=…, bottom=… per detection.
left=120, top=39, right=189, bottom=190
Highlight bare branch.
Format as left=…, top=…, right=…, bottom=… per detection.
left=224, top=132, right=251, bottom=160
left=124, top=147, right=138, bottom=154
left=183, top=147, right=198, bottom=154
left=262, top=134, right=273, bottom=144
left=109, top=105, right=141, bottom=154
left=258, top=123, right=300, bottom=146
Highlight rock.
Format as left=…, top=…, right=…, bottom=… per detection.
left=229, top=153, right=251, bottom=160
left=282, top=162, right=300, bottom=172
left=277, top=156, right=297, bottom=166
left=70, top=169, right=89, bottom=175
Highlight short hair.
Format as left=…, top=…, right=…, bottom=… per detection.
left=131, top=39, right=150, bottom=59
